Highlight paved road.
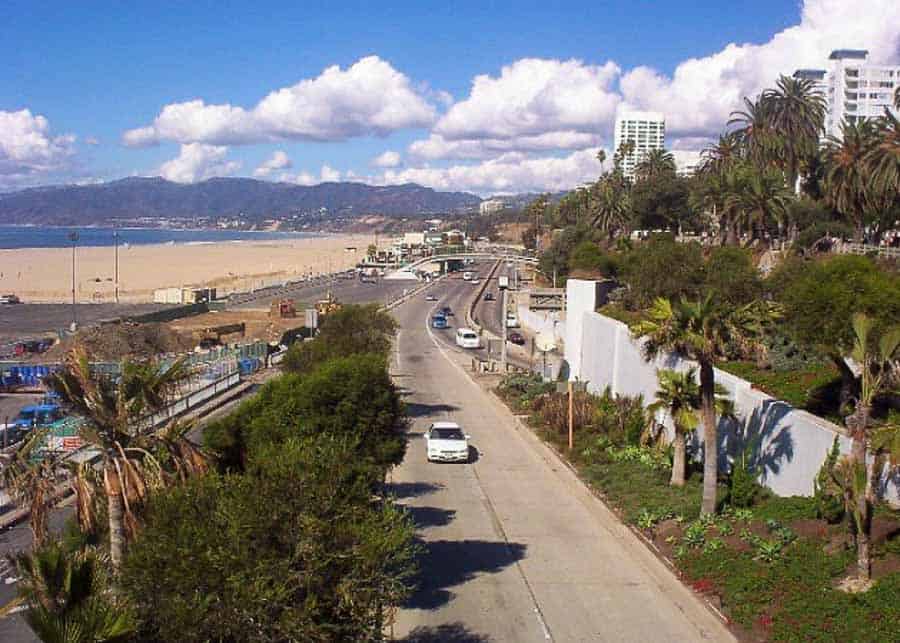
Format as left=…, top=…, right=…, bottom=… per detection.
left=389, top=278, right=734, bottom=642
left=0, top=303, right=171, bottom=343
left=228, top=274, right=413, bottom=310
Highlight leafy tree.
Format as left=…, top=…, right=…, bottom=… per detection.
left=537, top=225, right=590, bottom=284
left=823, top=118, right=881, bottom=241
left=120, top=436, right=418, bottom=642
left=703, top=246, right=763, bottom=306
left=283, top=303, right=396, bottom=373
left=46, top=348, right=192, bottom=570
left=619, top=234, right=704, bottom=309
left=632, top=296, right=773, bottom=514
left=589, top=176, right=632, bottom=240
left=630, top=172, right=694, bottom=233
left=7, top=543, right=134, bottom=643
left=633, top=148, right=676, bottom=182
left=724, top=165, right=791, bottom=242
left=568, top=240, right=618, bottom=276
left=772, top=255, right=900, bottom=408
left=867, top=109, right=900, bottom=196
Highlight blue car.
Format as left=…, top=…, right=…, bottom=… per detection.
left=431, top=314, right=448, bottom=329
left=13, top=404, right=62, bottom=430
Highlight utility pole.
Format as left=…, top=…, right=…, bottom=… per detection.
left=500, top=281, right=508, bottom=370
left=568, top=380, right=574, bottom=450
left=68, top=231, right=79, bottom=330
left=113, top=229, right=120, bottom=304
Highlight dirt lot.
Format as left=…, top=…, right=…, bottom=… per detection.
left=167, top=309, right=304, bottom=345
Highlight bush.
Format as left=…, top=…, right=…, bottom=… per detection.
left=568, top=240, right=620, bottom=276
left=729, top=444, right=760, bottom=508
left=813, top=437, right=845, bottom=524
left=619, top=234, right=704, bottom=309
left=704, top=246, right=762, bottom=306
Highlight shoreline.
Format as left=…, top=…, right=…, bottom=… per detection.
left=0, top=234, right=374, bottom=304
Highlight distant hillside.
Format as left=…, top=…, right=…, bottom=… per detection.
left=0, top=177, right=482, bottom=225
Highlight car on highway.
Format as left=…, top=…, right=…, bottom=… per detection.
left=440, top=306, right=453, bottom=317
left=425, top=294, right=438, bottom=301
left=484, top=292, right=495, bottom=301
left=455, top=327, right=480, bottom=349
left=508, top=331, right=526, bottom=345
left=431, top=314, right=448, bottom=329
left=505, top=311, right=519, bottom=328
left=0, top=294, right=21, bottom=305
left=424, top=422, right=471, bottom=463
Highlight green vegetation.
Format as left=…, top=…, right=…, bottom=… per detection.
left=496, top=373, right=900, bottom=640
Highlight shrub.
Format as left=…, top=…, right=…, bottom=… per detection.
left=728, top=443, right=760, bottom=508
left=619, top=234, right=705, bottom=309
left=813, top=437, right=845, bottom=524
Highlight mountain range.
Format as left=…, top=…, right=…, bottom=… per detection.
left=0, top=177, right=483, bottom=225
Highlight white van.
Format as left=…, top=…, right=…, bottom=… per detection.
left=462, top=271, right=473, bottom=281
left=505, top=311, right=519, bottom=328
left=455, top=327, right=480, bottom=349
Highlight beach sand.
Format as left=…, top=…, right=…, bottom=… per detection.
left=0, top=234, right=374, bottom=303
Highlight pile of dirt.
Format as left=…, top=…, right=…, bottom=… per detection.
left=45, top=322, right=194, bottom=361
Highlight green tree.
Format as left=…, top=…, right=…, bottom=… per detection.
left=632, top=296, right=772, bottom=514
left=630, top=172, right=694, bottom=234
left=703, top=246, right=762, bottom=306
left=867, top=109, right=900, bottom=196
left=46, top=348, right=191, bottom=570
left=283, top=303, right=397, bottom=373
left=772, top=254, right=900, bottom=408
left=823, top=118, right=880, bottom=241
left=120, top=436, right=417, bottom=642
left=619, top=234, right=704, bottom=309
left=589, top=176, right=632, bottom=240
left=568, top=240, right=618, bottom=276
left=1, top=432, right=63, bottom=547
left=724, top=165, right=792, bottom=242
left=633, top=149, right=676, bottom=183
left=6, top=543, right=134, bottom=643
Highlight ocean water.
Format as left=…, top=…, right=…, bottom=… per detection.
left=0, top=225, right=317, bottom=250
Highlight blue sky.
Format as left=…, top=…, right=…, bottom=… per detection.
left=2, top=1, right=898, bottom=194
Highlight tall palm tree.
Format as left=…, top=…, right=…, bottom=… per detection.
left=724, top=165, right=792, bottom=242
left=632, top=296, right=773, bottom=514
left=633, top=149, right=676, bottom=182
left=47, top=347, right=191, bottom=570
left=4, top=543, right=134, bottom=642
left=700, top=132, right=744, bottom=176
left=728, top=96, right=781, bottom=170
left=589, top=177, right=631, bottom=240
left=648, top=368, right=733, bottom=487
left=822, top=118, right=880, bottom=241
left=1, top=432, right=62, bottom=547
left=762, top=75, right=826, bottom=191
left=841, top=313, right=900, bottom=582
left=867, top=109, right=900, bottom=194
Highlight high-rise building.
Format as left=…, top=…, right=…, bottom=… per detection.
left=613, top=111, right=665, bottom=179
left=793, top=49, right=899, bottom=140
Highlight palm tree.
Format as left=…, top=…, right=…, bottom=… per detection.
left=648, top=368, right=733, bottom=487
left=4, top=543, right=134, bottom=642
left=822, top=118, right=880, bottom=241
left=634, top=149, right=676, bottom=182
left=1, top=432, right=62, bottom=547
left=761, top=75, right=826, bottom=191
left=596, top=149, right=607, bottom=173
left=47, top=347, right=191, bottom=570
left=589, top=177, right=631, bottom=240
left=841, top=313, right=900, bottom=582
left=728, top=96, right=780, bottom=170
left=867, top=109, right=900, bottom=194
left=724, top=165, right=792, bottom=243
left=700, top=132, right=744, bottom=176
left=632, top=296, right=773, bottom=514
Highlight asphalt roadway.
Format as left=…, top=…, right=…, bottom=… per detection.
left=0, top=303, right=171, bottom=343
left=227, top=274, right=413, bottom=310
left=389, top=276, right=734, bottom=642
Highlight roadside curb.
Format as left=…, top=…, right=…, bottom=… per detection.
left=465, top=259, right=501, bottom=336
left=484, top=386, right=735, bottom=635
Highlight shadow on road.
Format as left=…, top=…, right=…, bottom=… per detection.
left=385, top=481, right=444, bottom=500
left=405, top=402, right=461, bottom=418
left=467, top=445, right=479, bottom=463
left=405, top=539, right=527, bottom=611
left=399, top=622, right=492, bottom=642
left=404, top=506, right=456, bottom=529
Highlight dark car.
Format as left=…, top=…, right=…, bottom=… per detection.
left=507, top=331, right=526, bottom=345
left=440, top=306, right=454, bottom=317
left=484, top=292, right=495, bottom=301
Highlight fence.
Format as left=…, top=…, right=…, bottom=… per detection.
left=836, top=242, right=900, bottom=259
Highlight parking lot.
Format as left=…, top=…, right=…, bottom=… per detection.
left=0, top=302, right=169, bottom=343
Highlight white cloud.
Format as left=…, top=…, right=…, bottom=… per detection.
left=253, top=150, right=292, bottom=177
left=124, top=56, right=436, bottom=147
left=319, top=164, right=341, bottom=182
left=158, top=143, right=241, bottom=183
left=0, top=109, right=76, bottom=185
left=374, top=148, right=608, bottom=196
left=434, top=58, right=621, bottom=142
left=282, top=164, right=343, bottom=185
left=409, top=131, right=602, bottom=160
left=620, top=0, right=900, bottom=137
left=371, top=150, right=401, bottom=168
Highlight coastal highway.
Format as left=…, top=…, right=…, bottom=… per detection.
left=388, top=275, right=734, bottom=642
left=227, top=273, right=413, bottom=310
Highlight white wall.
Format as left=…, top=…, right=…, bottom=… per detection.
left=565, top=292, right=898, bottom=503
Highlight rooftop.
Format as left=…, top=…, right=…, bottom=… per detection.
left=829, top=49, right=868, bottom=60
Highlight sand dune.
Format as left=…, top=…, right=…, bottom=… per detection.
left=0, top=234, right=374, bottom=303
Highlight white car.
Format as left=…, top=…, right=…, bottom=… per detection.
left=425, top=422, right=471, bottom=463
left=426, top=294, right=438, bottom=301
left=455, top=327, right=480, bottom=349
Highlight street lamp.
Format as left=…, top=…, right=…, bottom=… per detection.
left=68, top=231, right=79, bottom=330
left=113, top=229, right=120, bottom=304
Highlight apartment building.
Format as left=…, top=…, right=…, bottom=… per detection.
left=793, top=49, right=899, bottom=139
left=613, top=111, right=665, bottom=179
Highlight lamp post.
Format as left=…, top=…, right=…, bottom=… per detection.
left=113, top=229, right=119, bottom=304
left=499, top=275, right=508, bottom=370
left=68, top=231, right=79, bottom=330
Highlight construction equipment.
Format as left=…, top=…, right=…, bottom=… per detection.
left=269, top=299, right=297, bottom=319
left=315, top=290, right=342, bottom=317
left=194, top=322, right=247, bottom=348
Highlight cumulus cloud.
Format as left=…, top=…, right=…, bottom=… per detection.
left=253, top=150, right=292, bottom=177
left=620, top=0, right=900, bottom=138
left=374, top=148, right=607, bottom=195
left=0, top=109, right=76, bottom=185
left=158, top=143, right=241, bottom=183
left=371, top=150, right=401, bottom=168
left=124, top=56, right=436, bottom=147
left=282, top=164, right=343, bottom=185
left=409, top=131, right=602, bottom=160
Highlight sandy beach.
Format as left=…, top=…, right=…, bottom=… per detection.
left=0, top=234, right=374, bottom=303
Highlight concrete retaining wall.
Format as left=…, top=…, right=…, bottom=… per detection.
left=564, top=279, right=898, bottom=503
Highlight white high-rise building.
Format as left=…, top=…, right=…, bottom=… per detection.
left=793, top=49, right=899, bottom=140
left=613, top=110, right=665, bottom=179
